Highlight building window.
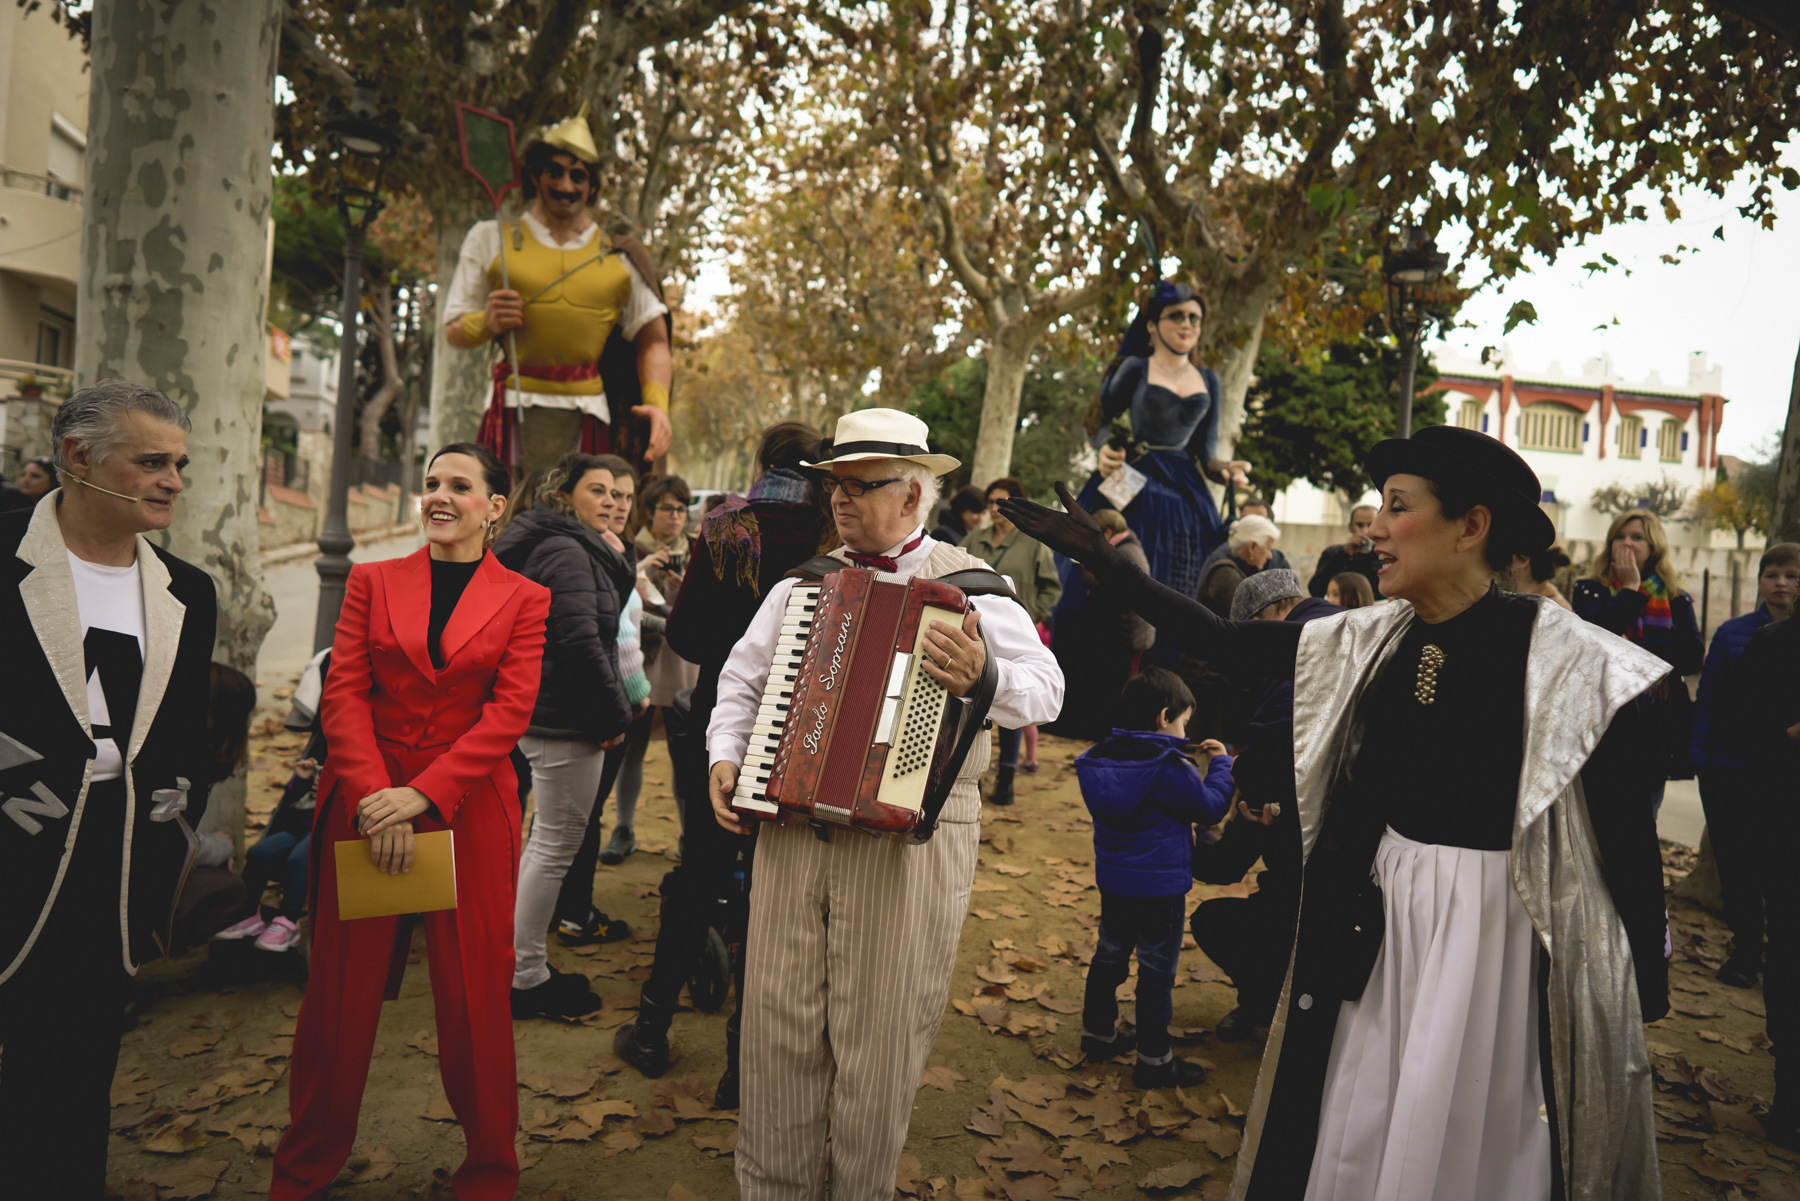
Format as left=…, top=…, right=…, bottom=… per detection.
left=1583, top=422, right=1591, bottom=443
left=1481, top=414, right=1489, bottom=433
left=36, top=307, right=73, bottom=368
left=1456, top=399, right=1482, bottom=431
left=1517, top=403, right=1582, bottom=452
left=1681, top=431, right=1690, bottom=452
left=1657, top=419, right=1682, bottom=463
left=1616, top=414, right=1643, bottom=459
left=45, top=114, right=83, bottom=202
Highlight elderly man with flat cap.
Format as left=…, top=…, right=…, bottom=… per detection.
left=708, top=408, right=1064, bottom=1201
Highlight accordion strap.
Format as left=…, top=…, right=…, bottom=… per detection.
left=912, top=621, right=999, bottom=842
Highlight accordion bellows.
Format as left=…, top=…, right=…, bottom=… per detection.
left=732, top=568, right=983, bottom=839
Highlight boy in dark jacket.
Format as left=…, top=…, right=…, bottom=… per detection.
left=1692, top=542, right=1800, bottom=988
left=1076, top=667, right=1235, bottom=1087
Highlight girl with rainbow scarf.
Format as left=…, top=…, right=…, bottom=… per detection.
left=1572, top=508, right=1705, bottom=810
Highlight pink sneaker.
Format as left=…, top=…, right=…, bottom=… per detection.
left=214, top=913, right=268, bottom=941
left=254, top=916, right=303, bottom=953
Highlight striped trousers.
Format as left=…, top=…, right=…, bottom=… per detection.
left=736, top=816, right=980, bottom=1201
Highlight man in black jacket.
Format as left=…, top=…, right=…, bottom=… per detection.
left=1305, top=504, right=1381, bottom=597
left=0, top=381, right=217, bottom=1196
left=1733, top=616, right=1800, bottom=1144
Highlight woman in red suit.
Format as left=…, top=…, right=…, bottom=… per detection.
left=272, top=443, right=550, bottom=1200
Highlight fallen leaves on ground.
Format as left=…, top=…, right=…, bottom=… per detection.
left=124, top=1158, right=229, bottom=1200
left=922, top=1065, right=969, bottom=1092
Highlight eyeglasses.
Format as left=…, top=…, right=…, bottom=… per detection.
left=653, top=503, right=687, bottom=516
left=820, top=476, right=905, bottom=498
left=541, top=162, right=592, bottom=186
left=1160, top=312, right=1203, bottom=327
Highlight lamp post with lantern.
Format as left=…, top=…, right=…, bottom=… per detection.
left=1383, top=225, right=1450, bottom=440
left=312, top=83, right=401, bottom=654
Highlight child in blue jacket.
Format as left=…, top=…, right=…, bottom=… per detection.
left=1075, top=666, right=1234, bottom=1087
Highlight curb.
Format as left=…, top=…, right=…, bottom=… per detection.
left=259, top=521, right=420, bottom=567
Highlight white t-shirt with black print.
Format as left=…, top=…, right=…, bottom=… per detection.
left=66, top=552, right=145, bottom=782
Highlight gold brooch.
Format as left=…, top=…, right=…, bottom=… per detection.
left=1416, top=644, right=1445, bottom=705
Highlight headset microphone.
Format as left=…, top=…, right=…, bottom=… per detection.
left=65, top=472, right=143, bottom=503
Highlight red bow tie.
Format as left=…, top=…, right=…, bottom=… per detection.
left=846, top=533, right=925, bottom=574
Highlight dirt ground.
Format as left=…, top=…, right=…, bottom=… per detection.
left=103, top=719, right=1799, bottom=1200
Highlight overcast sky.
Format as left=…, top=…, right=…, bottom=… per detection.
left=1431, top=156, right=1800, bottom=461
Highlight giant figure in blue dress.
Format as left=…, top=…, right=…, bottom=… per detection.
left=1050, top=282, right=1251, bottom=731
left=1073, top=282, right=1249, bottom=598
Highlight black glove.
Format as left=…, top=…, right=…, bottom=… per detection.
left=998, top=482, right=1126, bottom=577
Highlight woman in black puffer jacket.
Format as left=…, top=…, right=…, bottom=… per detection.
left=493, top=453, right=637, bottom=1020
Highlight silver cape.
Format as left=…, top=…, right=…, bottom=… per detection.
left=1230, top=595, right=1669, bottom=1201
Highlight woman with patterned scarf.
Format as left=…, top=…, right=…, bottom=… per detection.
left=613, top=421, right=835, bottom=1104
left=1572, top=508, right=1704, bottom=812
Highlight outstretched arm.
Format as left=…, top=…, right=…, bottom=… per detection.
left=999, top=483, right=1300, bottom=681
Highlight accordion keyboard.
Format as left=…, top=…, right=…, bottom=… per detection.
left=732, top=583, right=821, bottom=814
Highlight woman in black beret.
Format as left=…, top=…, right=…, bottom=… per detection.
left=1003, top=425, right=1671, bottom=1201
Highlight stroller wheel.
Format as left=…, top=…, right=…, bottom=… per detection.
left=688, top=927, right=731, bottom=1013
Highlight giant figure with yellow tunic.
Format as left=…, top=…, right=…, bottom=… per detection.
left=445, top=107, right=674, bottom=474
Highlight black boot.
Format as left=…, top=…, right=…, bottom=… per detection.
left=714, top=1005, right=742, bottom=1110
left=990, top=766, right=1016, bottom=807
left=614, top=995, right=674, bottom=1078
left=1717, top=945, right=1763, bottom=989
left=1215, top=1005, right=1261, bottom=1043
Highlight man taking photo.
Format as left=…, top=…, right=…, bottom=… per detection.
left=1306, top=503, right=1381, bottom=598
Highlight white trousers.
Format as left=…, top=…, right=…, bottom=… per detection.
left=511, top=735, right=608, bottom=989
left=736, top=818, right=979, bottom=1201
left=1306, top=827, right=1551, bottom=1201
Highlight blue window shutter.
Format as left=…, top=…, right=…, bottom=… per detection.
left=1481, top=415, right=1489, bottom=433
left=1640, top=428, right=1648, bottom=448
left=1681, top=431, right=1689, bottom=451
left=1582, top=423, right=1590, bottom=442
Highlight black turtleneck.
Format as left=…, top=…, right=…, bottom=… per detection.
left=428, top=556, right=482, bottom=669
left=1347, top=587, right=1533, bottom=850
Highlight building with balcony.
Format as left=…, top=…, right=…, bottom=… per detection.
left=1427, top=346, right=1728, bottom=546
left=0, top=4, right=85, bottom=378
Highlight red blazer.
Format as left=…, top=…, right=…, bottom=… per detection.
left=319, top=548, right=550, bottom=831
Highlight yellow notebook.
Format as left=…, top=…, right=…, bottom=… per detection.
left=335, top=830, right=458, bottom=920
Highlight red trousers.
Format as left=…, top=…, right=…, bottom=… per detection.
left=271, top=762, right=521, bottom=1200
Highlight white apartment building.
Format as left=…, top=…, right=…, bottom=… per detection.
left=1266, top=346, right=1730, bottom=553
left=1430, top=346, right=1727, bottom=546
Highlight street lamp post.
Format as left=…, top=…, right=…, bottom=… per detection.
left=1383, top=225, right=1450, bottom=440
left=312, top=84, right=400, bottom=654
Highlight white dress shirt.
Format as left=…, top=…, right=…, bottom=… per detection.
left=707, top=526, right=1065, bottom=768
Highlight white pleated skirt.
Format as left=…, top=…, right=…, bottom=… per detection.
left=1304, top=828, right=1552, bottom=1201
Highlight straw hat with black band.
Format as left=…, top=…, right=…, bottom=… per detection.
left=801, top=408, right=961, bottom=476
left=1364, top=425, right=1555, bottom=556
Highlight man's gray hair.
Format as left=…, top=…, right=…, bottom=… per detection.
left=1227, top=514, right=1281, bottom=551
left=891, top=460, right=942, bottom=516
left=52, top=379, right=190, bottom=473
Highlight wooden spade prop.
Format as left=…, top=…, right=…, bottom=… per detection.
left=454, top=102, right=525, bottom=423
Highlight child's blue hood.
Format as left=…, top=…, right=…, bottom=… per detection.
left=1075, top=730, right=1195, bottom=822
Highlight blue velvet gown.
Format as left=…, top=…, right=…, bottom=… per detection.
left=1074, top=358, right=1225, bottom=599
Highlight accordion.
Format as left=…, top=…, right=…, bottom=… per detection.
left=731, top=566, right=997, bottom=841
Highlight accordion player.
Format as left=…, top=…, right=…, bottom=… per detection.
left=728, top=561, right=1009, bottom=840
